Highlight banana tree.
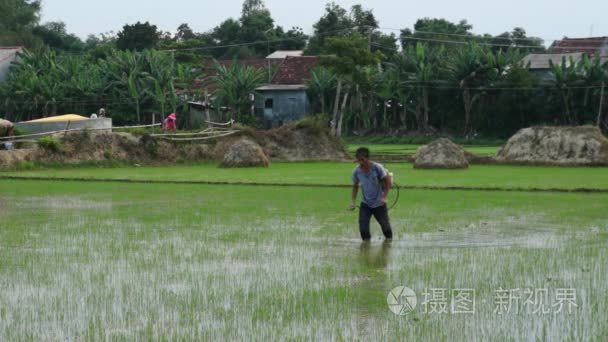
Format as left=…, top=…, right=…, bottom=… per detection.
left=212, top=59, right=265, bottom=122
left=579, top=54, right=604, bottom=112
left=447, top=42, right=489, bottom=135
left=598, top=60, right=608, bottom=128
left=549, top=56, right=584, bottom=124
left=394, top=43, right=442, bottom=132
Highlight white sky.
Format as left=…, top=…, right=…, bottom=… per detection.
left=41, top=0, right=608, bottom=44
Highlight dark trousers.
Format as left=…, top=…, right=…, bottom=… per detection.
left=359, top=202, right=393, bottom=241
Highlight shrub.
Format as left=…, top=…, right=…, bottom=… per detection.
left=14, top=161, right=36, bottom=170
left=38, top=136, right=63, bottom=153
left=295, top=114, right=331, bottom=133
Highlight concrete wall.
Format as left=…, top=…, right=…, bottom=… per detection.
left=0, top=49, right=20, bottom=83
left=255, top=90, right=310, bottom=127
left=15, top=118, right=112, bottom=135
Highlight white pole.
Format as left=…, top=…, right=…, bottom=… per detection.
left=598, top=82, right=605, bottom=128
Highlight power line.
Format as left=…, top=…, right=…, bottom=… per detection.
left=392, top=37, right=545, bottom=50
left=378, top=26, right=550, bottom=43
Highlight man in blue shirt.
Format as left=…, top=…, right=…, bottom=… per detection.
left=349, top=147, right=393, bottom=241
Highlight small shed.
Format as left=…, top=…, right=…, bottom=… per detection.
left=255, top=56, right=319, bottom=128
left=255, top=85, right=310, bottom=127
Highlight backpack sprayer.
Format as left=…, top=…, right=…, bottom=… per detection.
left=383, top=166, right=400, bottom=211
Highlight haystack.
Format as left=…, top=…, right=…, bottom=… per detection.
left=220, top=138, right=269, bottom=168
left=496, top=126, right=608, bottom=165
left=414, top=138, right=469, bottom=169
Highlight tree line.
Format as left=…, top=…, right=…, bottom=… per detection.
left=1, top=0, right=607, bottom=138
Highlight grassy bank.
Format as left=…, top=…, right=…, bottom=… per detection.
left=4, top=162, right=608, bottom=191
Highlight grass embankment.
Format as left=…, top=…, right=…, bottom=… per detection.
left=4, top=162, right=608, bottom=191
left=0, top=180, right=606, bottom=339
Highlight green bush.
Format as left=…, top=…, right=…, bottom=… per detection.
left=38, top=136, right=63, bottom=153
left=13, top=127, right=26, bottom=136
left=14, top=161, right=36, bottom=170
left=295, top=114, right=331, bottom=133
left=80, top=127, right=91, bottom=140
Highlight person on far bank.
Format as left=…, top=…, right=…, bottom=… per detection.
left=349, top=147, right=393, bottom=241
left=163, top=113, right=177, bottom=132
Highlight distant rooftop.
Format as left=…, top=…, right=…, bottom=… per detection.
left=266, top=50, right=304, bottom=59
left=256, top=84, right=307, bottom=91
left=271, top=56, right=320, bottom=85
left=549, top=37, right=608, bottom=55
left=522, top=53, right=584, bottom=69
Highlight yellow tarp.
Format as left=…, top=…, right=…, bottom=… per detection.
left=27, top=114, right=89, bottom=123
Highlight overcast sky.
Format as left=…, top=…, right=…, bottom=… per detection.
left=41, top=0, right=608, bottom=44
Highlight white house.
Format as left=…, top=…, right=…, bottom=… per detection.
left=0, top=46, right=23, bottom=83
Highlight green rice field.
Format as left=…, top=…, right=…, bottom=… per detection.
left=1, top=161, right=607, bottom=340
left=5, top=162, right=608, bottom=191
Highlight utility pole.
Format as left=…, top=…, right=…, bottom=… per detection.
left=597, top=82, right=605, bottom=128
left=265, top=28, right=272, bottom=83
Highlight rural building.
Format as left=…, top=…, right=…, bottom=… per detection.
left=549, top=36, right=608, bottom=55
left=521, top=52, right=584, bottom=82
left=265, top=50, right=304, bottom=59
left=0, top=46, right=23, bottom=83
left=187, top=55, right=319, bottom=127
left=255, top=56, right=319, bottom=128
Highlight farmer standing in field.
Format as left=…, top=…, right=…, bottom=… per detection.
left=350, top=147, right=393, bottom=241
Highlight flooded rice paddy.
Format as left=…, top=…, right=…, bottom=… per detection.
left=0, top=180, right=606, bottom=340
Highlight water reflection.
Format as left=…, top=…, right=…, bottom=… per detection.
left=354, top=240, right=393, bottom=335
left=359, top=240, right=392, bottom=269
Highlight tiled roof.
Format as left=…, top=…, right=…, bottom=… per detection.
left=550, top=37, right=608, bottom=54
left=205, top=58, right=284, bottom=71
left=271, top=56, right=320, bottom=85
